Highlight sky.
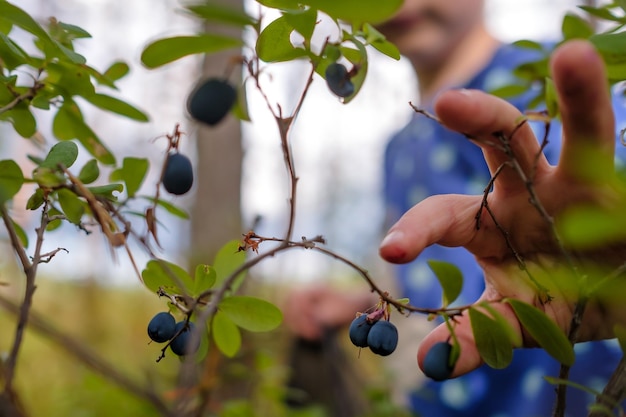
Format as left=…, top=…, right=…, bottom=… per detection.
left=1, top=0, right=582, bottom=285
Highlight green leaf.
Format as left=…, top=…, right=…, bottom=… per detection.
left=0, top=1, right=84, bottom=63
left=0, top=160, right=24, bottom=203
left=52, top=100, right=116, bottom=165
left=578, top=5, right=626, bottom=23
left=256, top=16, right=308, bottom=62
left=362, top=23, right=400, bottom=60
left=489, top=83, right=528, bottom=99
left=141, top=34, right=243, bottom=69
left=545, top=77, right=559, bottom=118
left=562, top=13, right=594, bottom=40
left=194, top=264, right=217, bottom=296
left=46, top=207, right=63, bottom=231
left=506, top=299, right=575, bottom=366
left=26, top=188, right=45, bottom=210
left=231, top=82, right=250, bottom=122
left=57, top=188, right=84, bottom=224
left=87, top=184, right=123, bottom=201
left=40, top=141, right=79, bottom=170
left=218, top=296, right=283, bottom=332
left=590, top=31, right=626, bottom=65
left=469, top=307, right=513, bottom=369
left=109, top=157, right=149, bottom=198
left=141, top=196, right=190, bottom=219
left=46, top=62, right=96, bottom=98
left=142, top=259, right=194, bottom=294
left=427, top=260, right=463, bottom=307
left=558, top=203, right=626, bottom=249
left=83, top=93, right=149, bottom=122
left=306, top=0, right=403, bottom=24
left=339, top=33, right=368, bottom=104
left=615, top=324, right=626, bottom=354
left=512, top=39, right=545, bottom=51
left=283, top=8, right=318, bottom=42
left=2, top=104, right=37, bottom=138
left=185, top=4, right=256, bottom=27
left=256, top=0, right=301, bottom=9
left=478, top=302, right=522, bottom=347
left=0, top=32, right=30, bottom=69
left=103, top=61, right=130, bottom=83
left=78, top=159, right=99, bottom=184
left=212, top=311, right=242, bottom=358
left=10, top=218, right=28, bottom=248
left=213, top=240, right=247, bottom=289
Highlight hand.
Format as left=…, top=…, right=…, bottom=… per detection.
left=282, top=285, right=375, bottom=341
left=379, top=40, right=626, bottom=378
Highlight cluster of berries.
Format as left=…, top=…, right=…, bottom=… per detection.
left=348, top=309, right=398, bottom=356
left=147, top=312, right=200, bottom=356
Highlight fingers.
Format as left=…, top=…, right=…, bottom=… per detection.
left=551, top=40, right=615, bottom=182
left=380, top=194, right=481, bottom=264
left=434, top=89, right=550, bottom=194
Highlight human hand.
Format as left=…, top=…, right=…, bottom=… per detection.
left=282, top=285, right=375, bottom=341
left=379, top=39, right=626, bottom=378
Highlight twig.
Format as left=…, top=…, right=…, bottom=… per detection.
left=0, top=200, right=49, bottom=394
left=588, top=355, right=626, bottom=417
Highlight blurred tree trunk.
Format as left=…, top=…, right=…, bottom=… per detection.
left=189, top=7, right=243, bottom=266
left=187, top=0, right=250, bottom=412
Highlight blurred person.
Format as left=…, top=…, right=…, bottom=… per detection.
left=285, top=1, right=626, bottom=416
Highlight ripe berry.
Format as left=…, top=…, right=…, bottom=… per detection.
left=367, top=320, right=398, bottom=356
left=147, top=312, right=176, bottom=343
left=170, top=321, right=200, bottom=356
left=162, top=152, right=193, bottom=195
left=187, top=78, right=236, bottom=126
left=422, top=341, right=455, bottom=381
left=349, top=315, right=374, bottom=348
left=325, top=63, right=355, bottom=98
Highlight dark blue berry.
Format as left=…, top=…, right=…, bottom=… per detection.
left=325, top=63, right=355, bottom=98
left=187, top=78, right=236, bottom=126
left=422, top=342, right=455, bottom=381
left=147, top=312, right=176, bottom=343
left=170, top=321, right=200, bottom=356
left=367, top=320, right=398, bottom=356
left=349, top=315, right=374, bottom=348
left=162, top=152, right=193, bottom=195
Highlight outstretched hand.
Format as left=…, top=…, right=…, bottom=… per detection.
left=379, top=39, right=626, bottom=378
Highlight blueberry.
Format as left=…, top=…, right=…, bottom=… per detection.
left=162, top=152, right=193, bottom=195
left=187, top=78, right=236, bottom=126
left=170, top=321, right=200, bottom=356
left=367, top=320, right=398, bottom=356
left=349, top=315, right=374, bottom=348
left=325, top=63, right=355, bottom=98
left=422, top=342, right=455, bottom=381
left=147, top=312, right=176, bottom=343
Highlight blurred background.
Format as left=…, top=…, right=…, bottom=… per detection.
left=0, top=1, right=589, bottom=416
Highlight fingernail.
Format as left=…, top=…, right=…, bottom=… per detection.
left=381, top=230, right=403, bottom=248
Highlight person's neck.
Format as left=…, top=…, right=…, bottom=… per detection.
left=413, top=25, right=500, bottom=105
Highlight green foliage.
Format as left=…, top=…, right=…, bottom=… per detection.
left=141, top=0, right=402, bottom=105
left=0, top=159, right=24, bottom=203
left=427, top=260, right=462, bottom=307
left=469, top=307, right=513, bottom=369
left=506, top=299, right=575, bottom=366
left=110, top=157, right=150, bottom=199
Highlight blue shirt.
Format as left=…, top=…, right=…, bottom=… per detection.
left=384, top=43, right=626, bottom=417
